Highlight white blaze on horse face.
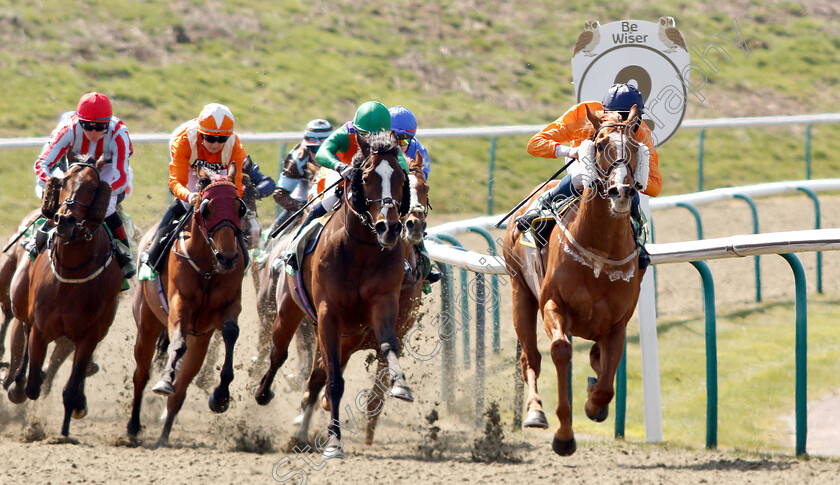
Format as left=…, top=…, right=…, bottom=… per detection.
left=408, top=174, right=420, bottom=209
left=375, top=160, right=395, bottom=218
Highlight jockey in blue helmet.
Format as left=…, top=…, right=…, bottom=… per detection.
left=389, top=105, right=431, bottom=179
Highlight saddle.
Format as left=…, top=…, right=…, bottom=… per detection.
left=519, top=196, right=580, bottom=249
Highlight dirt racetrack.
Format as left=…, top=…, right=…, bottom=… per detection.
left=2, top=194, right=840, bottom=484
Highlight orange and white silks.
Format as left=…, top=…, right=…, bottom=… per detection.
left=527, top=101, right=662, bottom=197
left=168, top=120, right=247, bottom=202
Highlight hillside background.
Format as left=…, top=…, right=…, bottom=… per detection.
left=1, top=0, right=839, bottom=231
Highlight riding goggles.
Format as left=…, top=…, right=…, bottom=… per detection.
left=202, top=134, right=230, bottom=144
left=80, top=121, right=109, bottom=132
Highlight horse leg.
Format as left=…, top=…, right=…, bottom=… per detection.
left=318, top=314, right=346, bottom=460
left=60, top=339, right=96, bottom=437
left=585, top=325, right=626, bottom=423
left=152, top=326, right=186, bottom=396
left=5, top=320, right=29, bottom=403
left=208, top=320, right=240, bottom=414
left=544, top=300, right=576, bottom=456
left=24, top=326, right=47, bottom=401
left=41, top=337, right=73, bottom=397
left=294, top=351, right=326, bottom=444
left=0, top=311, right=11, bottom=365
left=364, top=356, right=388, bottom=446
left=127, top=311, right=162, bottom=439
left=372, top=302, right=412, bottom=402
left=253, top=293, right=305, bottom=405
left=157, top=332, right=212, bottom=448
left=511, top=284, right=547, bottom=429
left=293, top=320, right=316, bottom=390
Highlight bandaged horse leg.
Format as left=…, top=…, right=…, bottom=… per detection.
left=374, top=318, right=413, bottom=402
left=208, top=320, right=240, bottom=413
left=152, top=327, right=186, bottom=396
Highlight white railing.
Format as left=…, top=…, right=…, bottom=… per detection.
left=2, top=113, right=838, bottom=149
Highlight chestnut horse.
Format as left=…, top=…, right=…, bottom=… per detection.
left=127, top=166, right=246, bottom=447
left=290, top=154, right=430, bottom=446
left=253, top=131, right=412, bottom=459
left=504, top=106, right=649, bottom=456
left=6, top=152, right=121, bottom=437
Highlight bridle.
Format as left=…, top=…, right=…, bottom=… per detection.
left=345, top=153, right=405, bottom=235
left=53, top=162, right=103, bottom=242
left=175, top=181, right=245, bottom=278
left=588, top=122, right=642, bottom=197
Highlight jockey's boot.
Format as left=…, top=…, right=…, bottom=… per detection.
left=416, top=241, right=441, bottom=294
left=24, top=220, right=51, bottom=260
left=281, top=203, right=328, bottom=274
left=114, top=240, right=136, bottom=281
left=515, top=191, right=554, bottom=232
left=104, top=212, right=137, bottom=281
left=631, top=205, right=650, bottom=271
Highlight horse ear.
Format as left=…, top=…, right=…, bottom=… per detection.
left=228, top=160, right=238, bottom=184
left=94, top=154, right=107, bottom=171
left=357, top=132, right=370, bottom=153
left=66, top=148, right=78, bottom=166
left=627, top=105, right=639, bottom=126
left=41, top=178, right=62, bottom=220
left=389, top=131, right=398, bottom=147
left=586, top=105, right=601, bottom=132
left=87, top=182, right=112, bottom=225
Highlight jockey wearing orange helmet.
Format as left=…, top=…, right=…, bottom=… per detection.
left=515, top=84, right=662, bottom=269
left=140, top=103, right=248, bottom=277
left=29, top=92, right=137, bottom=280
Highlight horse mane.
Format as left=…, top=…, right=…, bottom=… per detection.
left=351, top=131, right=401, bottom=167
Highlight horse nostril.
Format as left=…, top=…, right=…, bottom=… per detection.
left=420, top=220, right=427, bottom=232
left=375, top=221, right=388, bottom=235
left=628, top=187, right=637, bottom=198
left=405, top=220, right=415, bottom=232
left=608, top=187, right=619, bottom=198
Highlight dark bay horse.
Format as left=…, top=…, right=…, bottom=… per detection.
left=504, top=105, right=649, bottom=456
left=128, top=166, right=246, bottom=447
left=290, top=154, right=430, bottom=446
left=5, top=151, right=121, bottom=437
left=253, top=131, right=412, bottom=459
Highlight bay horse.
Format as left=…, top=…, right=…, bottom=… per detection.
left=127, top=165, right=246, bottom=447
left=290, top=154, right=430, bottom=447
left=0, top=210, right=98, bottom=393
left=504, top=105, right=649, bottom=456
left=5, top=151, right=121, bottom=437
left=253, top=131, right=412, bottom=459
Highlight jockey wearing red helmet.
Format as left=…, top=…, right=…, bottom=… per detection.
left=30, top=92, right=136, bottom=280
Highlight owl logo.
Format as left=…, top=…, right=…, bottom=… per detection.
left=573, top=20, right=601, bottom=57
left=658, top=16, right=687, bottom=53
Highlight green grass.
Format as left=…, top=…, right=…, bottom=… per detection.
left=472, top=297, right=840, bottom=453
left=2, top=2, right=840, bottom=233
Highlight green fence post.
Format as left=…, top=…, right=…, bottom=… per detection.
left=676, top=202, right=704, bottom=240
left=796, top=186, right=822, bottom=293
left=466, top=226, right=501, bottom=354
left=690, top=260, right=717, bottom=450
left=733, top=193, right=761, bottom=302
left=615, top=338, right=627, bottom=439
left=780, top=253, right=808, bottom=457
left=434, top=233, right=470, bottom=368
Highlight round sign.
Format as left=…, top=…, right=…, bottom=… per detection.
left=572, top=19, right=691, bottom=146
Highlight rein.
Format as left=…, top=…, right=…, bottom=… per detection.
left=48, top=228, right=116, bottom=284
left=588, top=122, right=638, bottom=197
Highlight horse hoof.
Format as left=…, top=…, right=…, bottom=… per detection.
left=322, top=444, right=346, bottom=460
left=585, top=405, right=609, bottom=423
left=292, top=413, right=304, bottom=426
left=253, top=386, right=274, bottom=406
left=152, top=380, right=174, bottom=396
left=523, top=410, right=549, bottom=429
left=208, top=392, right=230, bottom=414
left=7, top=382, right=28, bottom=404
left=72, top=406, right=88, bottom=419
left=389, top=385, right=414, bottom=403
left=552, top=435, right=577, bottom=456
left=85, top=362, right=100, bottom=377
